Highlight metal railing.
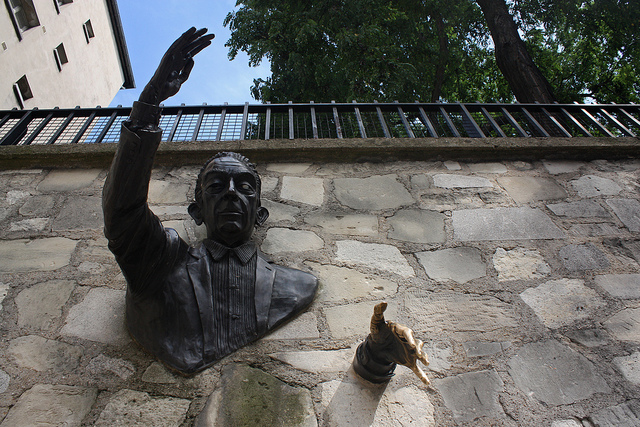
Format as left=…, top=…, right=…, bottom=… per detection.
left=1, top=102, right=639, bottom=146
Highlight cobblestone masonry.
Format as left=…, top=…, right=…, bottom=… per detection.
left=0, top=158, right=639, bottom=426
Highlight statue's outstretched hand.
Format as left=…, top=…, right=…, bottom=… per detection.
left=140, top=27, right=215, bottom=105
left=369, top=302, right=430, bottom=385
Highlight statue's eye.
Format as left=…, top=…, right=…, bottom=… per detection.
left=238, top=181, right=255, bottom=193
left=205, top=180, right=225, bottom=194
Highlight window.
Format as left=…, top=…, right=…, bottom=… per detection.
left=13, top=75, right=33, bottom=109
left=53, top=43, right=68, bottom=71
left=83, top=19, right=94, bottom=43
left=53, top=0, right=72, bottom=14
left=6, top=0, right=40, bottom=40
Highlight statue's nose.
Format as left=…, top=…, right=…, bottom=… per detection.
left=223, top=178, right=238, bottom=199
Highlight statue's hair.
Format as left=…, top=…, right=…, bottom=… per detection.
left=194, top=152, right=261, bottom=205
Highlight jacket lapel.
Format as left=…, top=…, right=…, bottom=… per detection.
left=255, top=254, right=275, bottom=336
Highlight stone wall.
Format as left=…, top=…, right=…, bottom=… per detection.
left=0, top=157, right=639, bottom=425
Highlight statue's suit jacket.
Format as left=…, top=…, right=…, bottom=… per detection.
left=103, top=123, right=317, bottom=374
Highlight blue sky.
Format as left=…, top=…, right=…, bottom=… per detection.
left=109, top=0, right=270, bottom=107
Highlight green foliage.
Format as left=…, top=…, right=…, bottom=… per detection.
left=225, top=0, right=638, bottom=103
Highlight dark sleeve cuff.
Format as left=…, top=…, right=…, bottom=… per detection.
left=352, top=338, right=396, bottom=383
left=129, top=101, right=162, bottom=130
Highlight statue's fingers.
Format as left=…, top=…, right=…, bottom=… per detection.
left=415, top=340, right=429, bottom=366
left=186, top=35, right=214, bottom=59
left=178, top=58, right=195, bottom=83
left=411, top=364, right=430, bottom=386
left=168, top=27, right=197, bottom=51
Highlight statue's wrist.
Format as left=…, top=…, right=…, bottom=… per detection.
left=352, top=337, right=396, bottom=383
left=129, top=101, right=162, bottom=130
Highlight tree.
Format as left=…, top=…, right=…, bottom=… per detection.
left=225, top=0, right=639, bottom=104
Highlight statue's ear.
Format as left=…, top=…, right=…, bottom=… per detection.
left=255, top=206, right=269, bottom=226
left=188, top=202, right=203, bottom=225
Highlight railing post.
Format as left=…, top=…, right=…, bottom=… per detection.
left=215, top=103, right=228, bottom=141
left=375, top=101, right=391, bottom=138
left=310, top=101, right=318, bottom=139
left=265, top=102, right=271, bottom=140
left=47, top=108, right=77, bottom=145
left=353, top=100, right=367, bottom=138
left=240, top=102, right=250, bottom=140
left=332, top=101, right=343, bottom=139
left=191, top=104, right=206, bottom=142
left=288, top=101, right=294, bottom=140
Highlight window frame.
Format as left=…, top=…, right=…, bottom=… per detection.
left=83, top=19, right=95, bottom=43
left=13, top=75, right=33, bottom=109
left=5, top=0, right=40, bottom=40
left=53, top=0, right=72, bottom=14
left=53, top=42, right=69, bottom=71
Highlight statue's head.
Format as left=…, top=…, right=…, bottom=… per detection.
left=188, top=152, right=269, bottom=247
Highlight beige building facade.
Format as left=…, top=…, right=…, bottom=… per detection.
left=0, top=0, right=133, bottom=109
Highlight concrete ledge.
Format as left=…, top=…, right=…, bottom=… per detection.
left=0, top=137, right=638, bottom=169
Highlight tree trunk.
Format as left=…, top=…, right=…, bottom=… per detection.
left=476, top=0, right=556, bottom=103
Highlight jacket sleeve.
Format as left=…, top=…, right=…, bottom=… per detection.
left=102, top=105, right=184, bottom=295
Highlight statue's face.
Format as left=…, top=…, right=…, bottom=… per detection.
left=199, top=156, right=260, bottom=247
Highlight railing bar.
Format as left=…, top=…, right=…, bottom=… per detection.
left=95, top=111, right=119, bottom=143
left=265, top=104, right=271, bottom=140
left=353, top=100, right=367, bottom=139
left=22, top=112, right=54, bottom=145
left=47, top=111, right=76, bottom=145
left=0, top=110, right=34, bottom=146
left=580, top=107, right=615, bottom=137
left=70, top=112, right=97, bottom=144
left=418, top=107, right=438, bottom=138
left=239, top=102, right=249, bottom=141
left=439, top=106, right=460, bottom=137
left=332, top=101, right=343, bottom=139
left=0, top=113, right=12, bottom=129
left=215, top=103, right=227, bottom=141
left=288, top=101, right=294, bottom=140
left=560, top=107, right=592, bottom=137
left=376, top=101, right=391, bottom=138
left=395, top=102, right=415, bottom=138
left=599, top=108, right=635, bottom=137
left=167, top=109, right=183, bottom=142
left=541, top=108, right=572, bottom=137
left=617, top=107, right=640, bottom=128
left=310, top=101, right=318, bottom=139
left=459, top=103, right=485, bottom=138
left=480, top=107, right=506, bottom=137
left=500, top=107, right=528, bottom=137
left=521, top=108, right=550, bottom=137
left=191, top=107, right=206, bottom=142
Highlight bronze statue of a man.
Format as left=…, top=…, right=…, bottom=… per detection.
left=102, top=28, right=317, bottom=373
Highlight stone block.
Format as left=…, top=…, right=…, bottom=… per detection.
left=614, top=352, right=640, bottom=385
left=269, top=348, right=354, bottom=373
left=453, top=207, right=564, bottom=241
left=334, top=175, right=414, bottom=210
left=8, top=335, right=83, bottom=372
left=281, top=176, right=324, bottom=206
left=16, top=280, right=75, bottom=329
left=96, top=389, right=190, bottom=427
left=493, top=247, right=550, bottom=281
left=304, top=213, right=378, bottom=236
left=306, top=262, right=397, bottom=303
left=335, top=240, right=414, bottom=278
left=520, top=279, right=605, bottom=328
left=0, top=237, right=77, bottom=272
left=606, top=199, right=640, bottom=232
left=432, top=174, right=492, bottom=188
left=416, top=247, right=486, bottom=284
left=565, top=329, right=610, bottom=348
left=434, top=369, right=505, bottom=423
left=604, top=308, right=640, bottom=343
left=87, top=354, right=135, bottom=380
left=262, top=199, right=300, bottom=222
left=463, top=341, right=512, bottom=358
left=507, top=340, right=610, bottom=405
left=444, top=160, right=461, bottom=171
left=61, top=288, right=129, bottom=345
left=261, top=176, right=278, bottom=193
left=571, top=175, right=622, bottom=197
left=266, top=163, right=312, bottom=174
left=9, top=218, right=48, bottom=232
left=18, top=195, right=55, bottom=216
left=142, top=362, right=177, bottom=384
left=559, top=243, right=610, bottom=271
left=595, top=274, right=640, bottom=299
left=468, top=162, right=507, bottom=173
left=497, top=176, right=567, bottom=203
left=148, top=179, right=189, bottom=204
left=0, top=384, right=96, bottom=427
left=0, top=369, right=8, bottom=394
left=264, top=312, right=320, bottom=340
left=196, top=364, right=316, bottom=427
left=387, top=209, right=446, bottom=244
left=52, top=196, right=103, bottom=231
left=542, top=160, right=584, bottom=175
left=37, top=169, right=101, bottom=192
left=590, top=399, right=640, bottom=427
left=261, top=228, right=324, bottom=254
left=547, top=200, right=610, bottom=218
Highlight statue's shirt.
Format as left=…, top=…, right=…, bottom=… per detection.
left=203, top=239, right=257, bottom=360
